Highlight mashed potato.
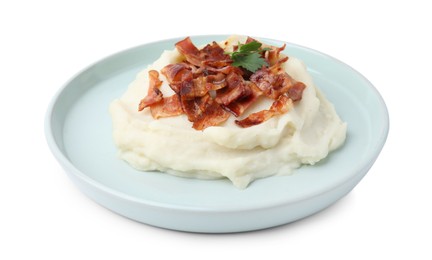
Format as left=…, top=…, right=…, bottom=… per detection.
left=109, top=36, right=347, bottom=189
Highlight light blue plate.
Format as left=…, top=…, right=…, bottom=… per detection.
left=45, top=35, right=389, bottom=233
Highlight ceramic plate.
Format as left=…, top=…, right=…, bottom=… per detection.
left=45, top=35, right=389, bottom=233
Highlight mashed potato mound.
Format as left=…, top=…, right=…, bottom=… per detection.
left=109, top=36, right=347, bottom=189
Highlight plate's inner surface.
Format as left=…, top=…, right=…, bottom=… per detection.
left=54, top=36, right=384, bottom=210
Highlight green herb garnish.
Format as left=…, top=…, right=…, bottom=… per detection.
left=228, top=41, right=269, bottom=72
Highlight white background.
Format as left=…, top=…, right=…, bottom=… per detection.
left=1, top=0, right=431, bottom=259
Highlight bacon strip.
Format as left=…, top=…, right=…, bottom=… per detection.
left=250, top=61, right=296, bottom=100
left=235, top=95, right=293, bottom=128
left=179, top=94, right=230, bottom=130
left=175, top=37, right=202, bottom=66
left=223, top=82, right=263, bottom=117
left=205, top=73, right=227, bottom=91
left=287, top=81, right=306, bottom=102
left=192, top=100, right=230, bottom=130
left=150, top=94, right=183, bottom=119
left=161, top=63, right=193, bottom=93
left=215, top=72, right=250, bottom=106
left=181, top=94, right=212, bottom=122
left=138, top=70, right=163, bottom=111
left=175, top=38, right=231, bottom=70
left=161, top=63, right=191, bottom=84
left=266, top=44, right=287, bottom=66
left=138, top=37, right=307, bottom=130
left=201, top=42, right=232, bottom=67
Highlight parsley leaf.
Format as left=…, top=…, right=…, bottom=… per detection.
left=232, top=52, right=267, bottom=72
left=238, top=41, right=262, bottom=53
left=228, top=41, right=268, bottom=72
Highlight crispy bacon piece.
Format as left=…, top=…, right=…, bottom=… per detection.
left=161, top=63, right=191, bottom=84
left=180, top=94, right=229, bottom=130
left=161, top=64, right=228, bottom=100
left=201, top=42, right=231, bottom=67
left=215, top=72, right=251, bottom=106
left=175, top=37, right=202, bottom=66
left=287, top=81, right=306, bottom=102
left=181, top=94, right=212, bottom=122
left=223, top=82, right=263, bottom=117
left=205, top=73, right=227, bottom=91
left=183, top=73, right=229, bottom=99
left=187, top=77, right=210, bottom=98
left=161, top=63, right=193, bottom=93
left=249, top=68, right=272, bottom=93
left=235, top=95, right=293, bottom=128
left=175, top=37, right=232, bottom=71
left=265, top=44, right=286, bottom=66
left=187, top=73, right=226, bottom=97
left=138, top=70, right=163, bottom=111
left=139, top=37, right=307, bottom=129
left=192, top=100, right=230, bottom=130
left=150, top=94, right=183, bottom=119
left=250, top=61, right=297, bottom=100
left=176, top=37, right=232, bottom=72
left=245, top=36, right=258, bottom=44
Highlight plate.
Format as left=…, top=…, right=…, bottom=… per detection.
left=45, top=35, right=389, bottom=233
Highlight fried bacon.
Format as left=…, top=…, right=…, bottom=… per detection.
left=161, top=63, right=191, bottom=84
left=161, top=63, right=193, bottom=93
left=215, top=72, right=251, bottom=106
left=181, top=94, right=213, bottom=122
left=138, top=70, right=163, bottom=111
left=266, top=44, right=287, bottom=66
left=175, top=38, right=202, bottom=66
left=235, top=95, right=293, bottom=128
left=250, top=60, right=299, bottom=100
left=150, top=94, right=183, bottom=119
left=201, top=42, right=232, bottom=68
left=223, top=82, right=263, bottom=117
left=138, top=37, right=307, bottom=130
left=175, top=37, right=231, bottom=71
left=205, top=73, right=227, bottom=91
left=287, top=81, right=306, bottom=102
left=192, top=98, right=230, bottom=130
